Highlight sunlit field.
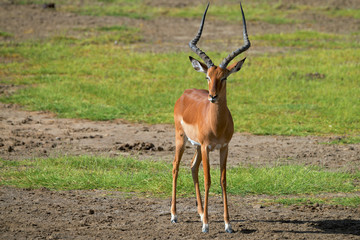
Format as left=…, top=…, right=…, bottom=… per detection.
left=1, top=0, right=359, bottom=208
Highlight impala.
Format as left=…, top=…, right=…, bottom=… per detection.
left=170, top=2, right=251, bottom=233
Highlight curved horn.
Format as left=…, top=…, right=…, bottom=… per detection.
left=219, top=2, right=251, bottom=69
left=189, top=2, right=214, bottom=68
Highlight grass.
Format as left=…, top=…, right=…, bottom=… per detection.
left=0, top=31, right=13, bottom=38
left=159, top=2, right=298, bottom=24
left=11, top=0, right=360, bottom=23
left=63, top=1, right=154, bottom=20
left=1, top=35, right=359, bottom=135
left=308, top=6, right=360, bottom=19
left=252, top=30, right=359, bottom=49
left=42, top=0, right=296, bottom=23
left=49, top=24, right=143, bottom=45
left=58, top=1, right=360, bottom=24
left=323, top=136, right=360, bottom=145
left=1, top=156, right=359, bottom=200
left=76, top=25, right=143, bottom=44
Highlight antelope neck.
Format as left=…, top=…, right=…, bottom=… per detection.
left=208, top=93, right=229, bottom=134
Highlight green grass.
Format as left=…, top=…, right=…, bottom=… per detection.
left=1, top=36, right=359, bottom=135
left=74, top=25, right=143, bottom=44
left=329, top=8, right=360, bottom=19
left=63, top=2, right=154, bottom=19
left=160, top=3, right=297, bottom=24
left=332, top=196, right=360, bottom=207
left=1, top=156, right=359, bottom=198
left=13, top=0, right=153, bottom=19
left=323, top=136, right=360, bottom=145
left=11, top=0, right=360, bottom=23
left=252, top=30, right=359, bottom=48
left=12, top=0, right=299, bottom=23
left=59, top=1, right=296, bottom=24
left=61, top=1, right=360, bottom=24
left=0, top=31, right=13, bottom=38
left=274, top=196, right=360, bottom=208
left=311, top=6, right=360, bottom=19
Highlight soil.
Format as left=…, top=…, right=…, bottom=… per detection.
left=1, top=1, right=360, bottom=239
left=1, top=187, right=360, bottom=240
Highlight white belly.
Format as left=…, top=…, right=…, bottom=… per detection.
left=187, top=136, right=201, bottom=146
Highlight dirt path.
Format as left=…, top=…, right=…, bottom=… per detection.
left=1, top=187, right=360, bottom=239
left=1, top=1, right=360, bottom=239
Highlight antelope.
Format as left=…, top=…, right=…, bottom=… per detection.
left=170, top=2, right=250, bottom=233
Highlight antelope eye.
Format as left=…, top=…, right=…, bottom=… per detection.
left=221, top=78, right=227, bottom=81
left=206, top=77, right=210, bottom=81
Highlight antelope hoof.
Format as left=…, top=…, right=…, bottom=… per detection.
left=225, top=223, right=234, bottom=233
left=226, top=227, right=234, bottom=233
left=202, top=224, right=209, bottom=233
left=171, top=214, right=178, bottom=224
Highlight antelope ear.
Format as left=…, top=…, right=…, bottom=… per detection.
left=228, top=57, right=246, bottom=74
left=189, top=56, right=208, bottom=73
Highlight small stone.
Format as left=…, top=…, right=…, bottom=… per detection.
left=253, top=204, right=264, bottom=209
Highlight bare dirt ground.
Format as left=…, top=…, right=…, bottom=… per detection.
left=1, top=1, right=360, bottom=239
left=1, top=186, right=360, bottom=240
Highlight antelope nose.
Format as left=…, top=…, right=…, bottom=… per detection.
left=208, top=94, right=218, bottom=103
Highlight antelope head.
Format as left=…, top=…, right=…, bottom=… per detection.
left=188, top=2, right=250, bottom=104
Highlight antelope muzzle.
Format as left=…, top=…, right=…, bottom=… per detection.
left=208, top=94, right=218, bottom=103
